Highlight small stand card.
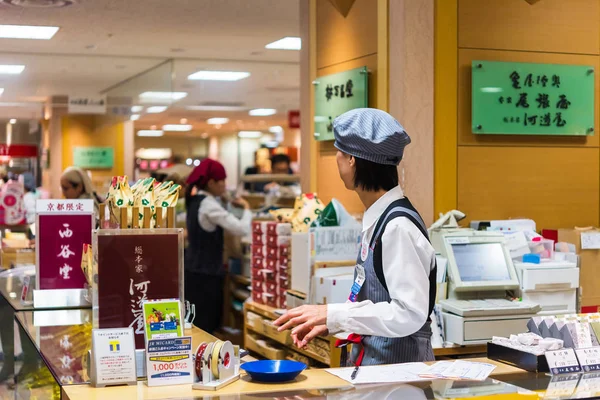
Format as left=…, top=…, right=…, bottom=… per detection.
left=576, top=348, right=600, bottom=373
left=546, top=348, right=582, bottom=375
left=91, top=328, right=137, bottom=388
left=146, top=336, right=194, bottom=387
left=142, top=299, right=184, bottom=341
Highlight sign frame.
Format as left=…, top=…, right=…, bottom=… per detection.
left=313, top=66, right=369, bottom=141
left=471, top=60, right=595, bottom=136
left=91, top=327, right=137, bottom=388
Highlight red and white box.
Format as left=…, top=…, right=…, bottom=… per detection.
left=252, top=256, right=265, bottom=269
left=279, top=256, right=289, bottom=268
left=267, top=235, right=291, bottom=248
left=280, top=246, right=289, bottom=258
left=252, top=245, right=267, bottom=258
left=253, top=232, right=267, bottom=245
left=252, top=221, right=268, bottom=234
left=267, top=223, right=292, bottom=236
left=265, top=259, right=278, bottom=272
left=266, top=247, right=279, bottom=260
left=263, top=271, right=278, bottom=284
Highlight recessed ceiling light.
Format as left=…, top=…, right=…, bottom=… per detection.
left=139, top=91, right=187, bottom=104
left=162, top=124, right=192, bottom=132
left=269, top=126, right=283, bottom=133
left=130, top=114, right=140, bottom=121
left=0, top=24, right=59, bottom=40
left=249, top=108, right=276, bottom=116
left=0, top=65, right=25, bottom=74
left=186, top=105, right=248, bottom=112
left=207, top=117, right=229, bottom=125
left=186, top=158, right=192, bottom=166
left=146, top=106, right=168, bottom=114
left=137, top=130, right=164, bottom=137
left=9, top=119, right=16, bottom=124
left=238, top=131, right=263, bottom=139
left=187, top=70, right=250, bottom=81
left=131, top=105, right=143, bottom=113
left=265, top=37, right=301, bottom=50
left=193, top=159, right=201, bottom=167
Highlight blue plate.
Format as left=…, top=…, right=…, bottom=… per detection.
left=240, top=360, right=307, bottom=383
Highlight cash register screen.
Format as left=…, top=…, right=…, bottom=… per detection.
left=451, top=243, right=511, bottom=282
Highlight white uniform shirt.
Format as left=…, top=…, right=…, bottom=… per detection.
left=326, top=186, right=436, bottom=338
left=197, top=191, right=252, bottom=236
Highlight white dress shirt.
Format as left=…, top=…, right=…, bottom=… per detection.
left=326, top=186, right=436, bottom=338
left=197, top=191, right=252, bottom=236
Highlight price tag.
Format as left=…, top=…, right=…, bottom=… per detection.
left=146, top=336, right=193, bottom=387
left=546, top=348, right=582, bottom=375
left=20, top=275, right=31, bottom=303
left=576, top=348, right=600, bottom=372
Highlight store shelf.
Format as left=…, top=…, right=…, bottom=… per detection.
left=231, top=274, right=251, bottom=286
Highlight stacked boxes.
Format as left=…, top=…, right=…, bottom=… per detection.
left=251, top=221, right=292, bottom=309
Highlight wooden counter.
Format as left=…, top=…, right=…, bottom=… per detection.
left=62, top=355, right=525, bottom=400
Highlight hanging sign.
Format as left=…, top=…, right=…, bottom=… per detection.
left=68, top=95, right=107, bottom=115
left=313, top=66, right=368, bottom=141
left=73, top=147, right=114, bottom=169
left=36, top=199, right=93, bottom=290
left=472, top=60, right=594, bottom=136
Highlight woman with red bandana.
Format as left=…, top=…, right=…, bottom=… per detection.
left=184, top=159, right=252, bottom=333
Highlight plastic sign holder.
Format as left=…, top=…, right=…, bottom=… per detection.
left=34, top=199, right=94, bottom=309
left=192, top=340, right=240, bottom=391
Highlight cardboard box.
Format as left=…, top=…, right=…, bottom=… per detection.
left=558, top=228, right=600, bottom=308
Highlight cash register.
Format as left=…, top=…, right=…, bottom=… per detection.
left=436, top=230, right=541, bottom=345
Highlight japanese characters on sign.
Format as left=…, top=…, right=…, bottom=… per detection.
left=91, top=328, right=137, bottom=388
left=472, top=60, right=594, bottom=136
left=73, top=147, right=114, bottom=169
left=314, top=66, right=368, bottom=141
left=545, top=348, right=582, bottom=375
left=36, top=200, right=94, bottom=290
left=146, top=336, right=193, bottom=387
left=95, top=231, right=182, bottom=349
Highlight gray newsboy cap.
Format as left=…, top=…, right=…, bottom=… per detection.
left=333, top=108, right=411, bottom=166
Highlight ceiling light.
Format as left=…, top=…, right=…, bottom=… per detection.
left=193, top=159, right=201, bottom=167
left=186, top=158, right=192, bottom=166
left=238, top=131, right=263, bottom=139
left=207, top=118, right=229, bottom=125
left=130, top=114, right=140, bottom=121
left=131, top=105, right=143, bottom=113
left=137, top=130, right=164, bottom=137
left=249, top=108, right=276, bottom=116
left=185, top=105, right=248, bottom=112
left=9, top=119, right=16, bottom=124
left=265, top=37, right=301, bottom=50
left=146, top=106, right=168, bottom=114
left=188, top=70, right=250, bottom=81
left=162, top=124, right=192, bottom=132
left=269, top=126, right=284, bottom=133
left=201, top=133, right=209, bottom=139
left=139, top=91, right=187, bottom=104
left=0, top=24, right=59, bottom=40
left=0, top=88, right=4, bottom=96
left=0, top=65, right=25, bottom=74
left=180, top=118, right=188, bottom=124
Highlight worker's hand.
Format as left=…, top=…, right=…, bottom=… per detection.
left=231, top=197, right=250, bottom=210
left=273, top=305, right=327, bottom=337
left=291, top=324, right=329, bottom=349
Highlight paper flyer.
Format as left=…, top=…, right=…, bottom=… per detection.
left=143, top=299, right=183, bottom=341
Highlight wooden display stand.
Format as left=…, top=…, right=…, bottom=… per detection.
left=243, top=300, right=342, bottom=367
left=99, top=204, right=176, bottom=229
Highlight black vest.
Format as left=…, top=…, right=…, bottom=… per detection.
left=185, top=194, right=225, bottom=275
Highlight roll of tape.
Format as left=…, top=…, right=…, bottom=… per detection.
left=211, top=340, right=224, bottom=379
left=203, top=342, right=215, bottom=378
left=194, top=342, right=208, bottom=381
left=219, top=341, right=235, bottom=376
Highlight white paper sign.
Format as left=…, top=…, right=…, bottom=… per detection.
left=92, top=328, right=137, bottom=387
left=546, top=348, right=582, bottom=375
left=446, top=237, right=469, bottom=245
left=146, top=336, right=193, bottom=387
left=581, top=232, right=600, bottom=250
left=36, top=199, right=94, bottom=214
left=576, top=348, right=600, bottom=373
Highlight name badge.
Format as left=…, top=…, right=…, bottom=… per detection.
left=360, top=235, right=369, bottom=262
left=348, top=265, right=366, bottom=302
left=545, top=348, right=582, bottom=375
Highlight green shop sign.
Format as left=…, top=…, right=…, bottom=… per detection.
left=472, top=60, right=594, bottom=136
left=314, top=66, right=368, bottom=141
left=73, top=147, right=114, bottom=169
